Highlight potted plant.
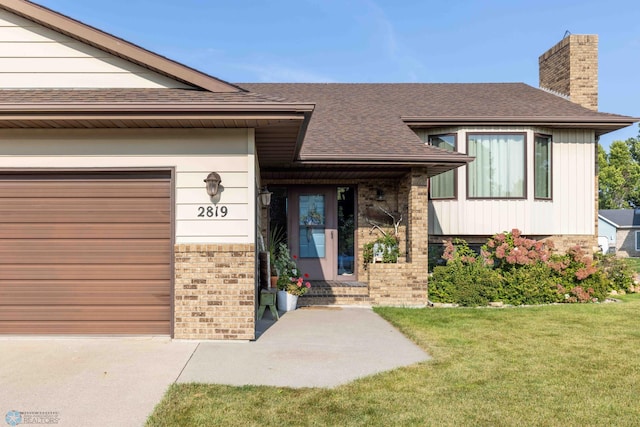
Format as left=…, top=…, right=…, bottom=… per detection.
left=277, top=274, right=311, bottom=311
left=273, top=246, right=311, bottom=311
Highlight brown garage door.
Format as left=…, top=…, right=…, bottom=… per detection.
left=0, top=171, right=172, bottom=335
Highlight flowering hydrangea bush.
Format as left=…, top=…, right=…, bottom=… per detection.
left=430, top=229, right=632, bottom=307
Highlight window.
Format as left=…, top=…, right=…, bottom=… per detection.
left=534, top=134, right=552, bottom=199
left=636, top=231, right=640, bottom=252
left=428, top=134, right=456, bottom=199
left=467, top=133, right=525, bottom=199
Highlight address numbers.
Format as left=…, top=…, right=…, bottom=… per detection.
left=197, top=206, right=228, bottom=218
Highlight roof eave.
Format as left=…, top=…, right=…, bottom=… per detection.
left=296, top=156, right=474, bottom=166
left=0, top=0, right=240, bottom=93
left=403, top=116, right=639, bottom=135
left=0, top=102, right=315, bottom=117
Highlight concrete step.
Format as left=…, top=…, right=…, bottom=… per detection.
left=298, top=281, right=371, bottom=306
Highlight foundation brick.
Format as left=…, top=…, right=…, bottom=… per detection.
left=174, top=243, right=256, bottom=340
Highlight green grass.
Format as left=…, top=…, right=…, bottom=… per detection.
left=147, top=295, right=640, bottom=426
left=624, top=257, right=640, bottom=274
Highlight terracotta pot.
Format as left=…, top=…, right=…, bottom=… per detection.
left=270, top=276, right=278, bottom=288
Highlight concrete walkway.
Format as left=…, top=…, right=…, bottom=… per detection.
left=178, top=306, right=430, bottom=388
left=0, top=307, right=429, bottom=426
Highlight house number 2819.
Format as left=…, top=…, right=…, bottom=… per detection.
left=197, top=206, right=228, bottom=218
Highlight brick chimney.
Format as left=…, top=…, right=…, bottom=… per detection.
left=539, top=34, right=598, bottom=111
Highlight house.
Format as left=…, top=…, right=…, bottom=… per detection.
left=0, top=0, right=636, bottom=339
left=598, top=209, right=640, bottom=256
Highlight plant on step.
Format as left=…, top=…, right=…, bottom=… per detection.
left=272, top=243, right=312, bottom=295
left=283, top=275, right=312, bottom=296
left=274, top=242, right=297, bottom=283
left=268, top=227, right=286, bottom=276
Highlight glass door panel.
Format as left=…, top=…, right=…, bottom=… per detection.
left=337, top=187, right=355, bottom=278
left=299, top=194, right=326, bottom=258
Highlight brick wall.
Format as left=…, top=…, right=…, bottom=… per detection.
left=174, top=243, right=255, bottom=340
left=368, top=169, right=429, bottom=306
left=539, top=34, right=598, bottom=110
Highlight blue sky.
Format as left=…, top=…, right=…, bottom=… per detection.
left=35, top=0, right=639, bottom=148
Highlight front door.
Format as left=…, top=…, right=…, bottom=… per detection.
left=289, top=186, right=356, bottom=281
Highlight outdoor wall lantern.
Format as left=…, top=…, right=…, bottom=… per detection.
left=204, top=172, right=222, bottom=197
left=376, top=189, right=385, bottom=201
left=259, top=187, right=272, bottom=207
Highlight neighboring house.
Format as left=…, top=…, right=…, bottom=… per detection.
left=598, top=210, right=640, bottom=257
left=0, top=0, right=636, bottom=339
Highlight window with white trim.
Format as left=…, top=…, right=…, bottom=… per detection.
left=467, top=133, right=526, bottom=199
left=428, top=134, right=456, bottom=199
left=534, top=134, right=552, bottom=199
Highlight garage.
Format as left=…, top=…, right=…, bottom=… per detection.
left=0, top=170, right=173, bottom=335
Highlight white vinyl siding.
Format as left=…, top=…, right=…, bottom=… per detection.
left=0, top=10, right=192, bottom=89
left=0, top=128, right=256, bottom=244
left=416, top=127, right=596, bottom=236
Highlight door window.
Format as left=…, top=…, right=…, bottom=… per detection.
left=299, top=194, right=326, bottom=258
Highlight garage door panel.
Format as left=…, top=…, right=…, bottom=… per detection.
left=0, top=321, right=170, bottom=335
left=0, top=198, right=170, bottom=223
left=0, top=223, right=171, bottom=239
left=0, top=282, right=170, bottom=305
left=0, top=171, right=172, bottom=335
left=0, top=239, right=170, bottom=263
left=0, top=306, right=170, bottom=322
left=0, top=264, right=171, bottom=280
left=0, top=180, right=171, bottom=198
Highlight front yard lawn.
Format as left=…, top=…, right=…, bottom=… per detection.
left=147, top=295, right=640, bottom=426
left=624, top=257, right=640, bottom=274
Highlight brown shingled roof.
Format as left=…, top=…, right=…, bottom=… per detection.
left=0, top=88, right=287, bottom=105
left=240, top=83, right=637, bottom=162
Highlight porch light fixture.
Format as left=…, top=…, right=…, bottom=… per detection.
left=376, top=189, right=385, bottom=201
left=204, top=172, right=222, bottom=197
left=259, top=187, right=272, bottom=207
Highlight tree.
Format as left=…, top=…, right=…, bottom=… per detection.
left=598, top=133, right=640, bottom=209
left=625, top=124, right=640, bottom=164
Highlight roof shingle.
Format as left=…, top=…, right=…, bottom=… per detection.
left=240, top=83, right=636, bottom=161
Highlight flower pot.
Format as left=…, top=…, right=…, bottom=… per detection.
left=277, top=290, right=298, bottom=312
left=270, top=276, right=278, bottom=288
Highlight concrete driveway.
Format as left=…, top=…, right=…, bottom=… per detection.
left=0, top=337, right=197, bottom=427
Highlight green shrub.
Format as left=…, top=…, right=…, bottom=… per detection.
left=596, top=253, right=635, bottom=292
left=430, top=260, right=504, bottom=306
left=429, top=230, right=633, bottom=307
left=429, top=238, right=503, bottom=307
left=500, top=263, right=562, bottom=305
